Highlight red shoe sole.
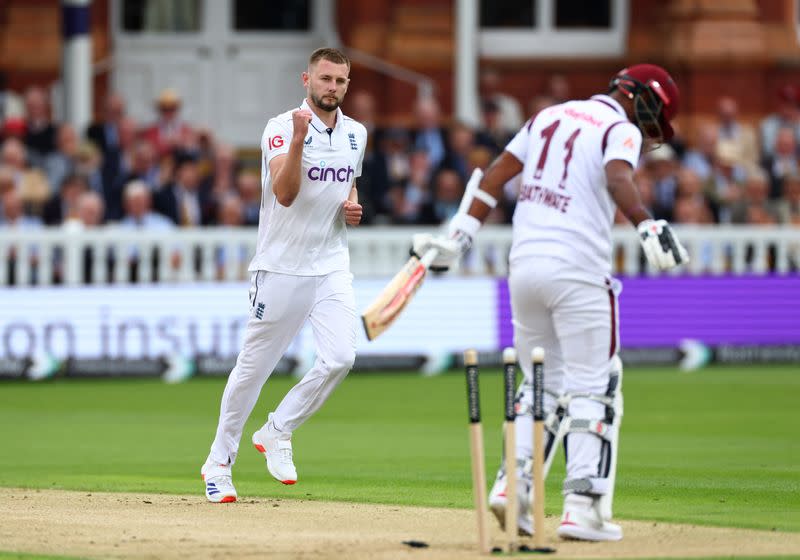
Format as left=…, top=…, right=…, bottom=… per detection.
left=220, top=496, right=236, bottom=503
left=255, top=443, right=296, bottom=485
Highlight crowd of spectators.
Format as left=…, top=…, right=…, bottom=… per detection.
left=0, top=84, right=261, bottom=235
left=1, top=71, right=800, bottom=237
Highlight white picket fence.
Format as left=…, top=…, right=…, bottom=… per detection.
left=0, top=225, right=797, bottom=286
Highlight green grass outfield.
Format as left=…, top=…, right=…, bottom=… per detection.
left=0, top=364, right=798, bottom=534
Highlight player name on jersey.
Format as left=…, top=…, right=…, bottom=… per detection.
left=518, top=183, right=572, bottom=214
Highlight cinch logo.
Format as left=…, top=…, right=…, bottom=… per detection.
left=308, top=163, right=355, bottom=182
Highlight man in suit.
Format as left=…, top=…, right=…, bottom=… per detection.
left=154, top=152, right=214, bottom=226
left=87, top=93, right=129, bottom=196
left=86, top=93, right=126, bottom=155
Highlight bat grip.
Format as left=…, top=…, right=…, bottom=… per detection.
left=419, top=248, right=439, bottom=268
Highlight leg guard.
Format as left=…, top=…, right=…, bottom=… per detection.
left=489, top=381, right=564, bottom=536
left=514, top=379, right=565, bottom=479
left=560, top=355, right=623, bottom=521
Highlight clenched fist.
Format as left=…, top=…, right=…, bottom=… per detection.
left=292, top=109, right=313, bottom=139
left=343, top=200, right=362, bottom=226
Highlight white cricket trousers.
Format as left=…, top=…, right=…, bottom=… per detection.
left=208, top=269, right=356, bottom=465
left=509, top=256, right=620, bottom=495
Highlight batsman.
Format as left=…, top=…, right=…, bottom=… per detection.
left=412, top=64, right=689, bottom=541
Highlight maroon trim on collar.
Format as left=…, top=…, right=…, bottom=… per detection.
left=592, top=97, right=623, bottom=115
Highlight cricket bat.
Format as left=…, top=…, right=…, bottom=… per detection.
left=361, top=248, right=439, bottom=341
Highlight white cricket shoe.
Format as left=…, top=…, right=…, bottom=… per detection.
left=252, top=417, right=297, bottom=485
left=556, top=494, right=622, bottom=541
left=200, top=461, right=237, bottom=503
left=488, top=470, right=533, bottom=536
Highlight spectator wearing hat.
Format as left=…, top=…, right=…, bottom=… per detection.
left=760, top=85, right=800, bottom=159
left=143, top=88, right=193, bottom=157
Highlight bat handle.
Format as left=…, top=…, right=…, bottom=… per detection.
left=419, top=247, right=439, bottom=268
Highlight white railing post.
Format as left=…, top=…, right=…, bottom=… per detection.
left=0, top=225, right=796, bottom=287
left=63, top=233, right=82, bottom=285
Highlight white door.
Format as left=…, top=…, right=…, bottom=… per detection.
left=111, top=0, right=334, bottom=147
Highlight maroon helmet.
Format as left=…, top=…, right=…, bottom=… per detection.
left=610, top=64, right=680, bottom=143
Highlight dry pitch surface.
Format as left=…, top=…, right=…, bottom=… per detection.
left=2, top=489, right=799, bottom=559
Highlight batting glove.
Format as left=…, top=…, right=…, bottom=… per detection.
left=411, top=230, right=472, bottom=272
left=637, top=219, right=689, bottom=270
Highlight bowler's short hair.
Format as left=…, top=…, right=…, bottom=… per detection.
left=309, top=47, right=350, bottom=70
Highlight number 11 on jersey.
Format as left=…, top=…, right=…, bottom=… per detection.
left=533, top=119, right=582, bottom=190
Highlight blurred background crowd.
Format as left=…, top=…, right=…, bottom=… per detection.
left=2, top=68, right=800, bottom=233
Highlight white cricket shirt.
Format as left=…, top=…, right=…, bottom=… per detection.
left=505, top=94, right=642, bottom=277
left=249, top=99, right=367, bottom=275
